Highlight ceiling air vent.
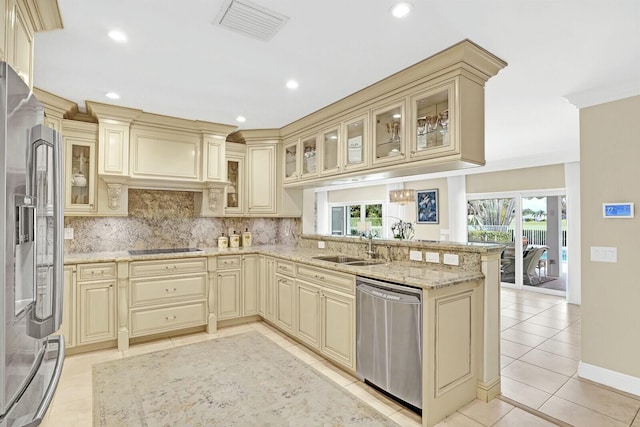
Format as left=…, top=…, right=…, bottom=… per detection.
left=213, top=0, right=289, bottom=41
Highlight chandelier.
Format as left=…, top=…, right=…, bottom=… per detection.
left=389, top=189, right=416, bottom=204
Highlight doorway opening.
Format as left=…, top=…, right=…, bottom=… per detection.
left=467, top=191, right=568, bottom=297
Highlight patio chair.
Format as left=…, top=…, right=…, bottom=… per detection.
left=523, top=246, right=548, bottom=285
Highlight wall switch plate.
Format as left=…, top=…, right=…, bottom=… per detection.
left=318, top=241, right=325, bottom=249
left=409, top=250, right=422, bottom=261
left=590, top=246, right=617, bottom=263
left=425, top=252, right=439, bottom=263
left=443, top=253, right=459, bottom=266
left=64, top=228, right=74, bottom=240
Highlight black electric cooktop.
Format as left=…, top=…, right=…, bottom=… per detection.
left=128, top=248, right=203, bottom=256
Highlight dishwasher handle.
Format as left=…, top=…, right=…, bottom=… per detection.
left=356, top=283, right=421, bottom=304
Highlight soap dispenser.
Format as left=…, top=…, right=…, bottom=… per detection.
left=242, top=228, right=252, bottom=247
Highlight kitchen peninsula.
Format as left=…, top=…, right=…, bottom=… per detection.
left=63, top=237, right=502, bottom=427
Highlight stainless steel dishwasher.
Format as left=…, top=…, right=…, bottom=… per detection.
left=356, top=276, right=422, bottom=412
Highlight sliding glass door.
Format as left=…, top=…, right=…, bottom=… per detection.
left=468, top=192, right=568, bottom=295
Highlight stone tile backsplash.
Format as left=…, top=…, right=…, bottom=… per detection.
left=64, top=189, right=300, bottom=253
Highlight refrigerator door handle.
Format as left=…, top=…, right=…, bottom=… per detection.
left=26, top=124, right=64, bottom=339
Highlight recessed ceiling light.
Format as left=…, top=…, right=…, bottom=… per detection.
left=108, top=30, right=128, bottom=43
left=236, top=115, right=247, bottom=123
left=390, top=2, right=413, bottom=18
left=329, top=135, right=338, bottom=140
left=286, top=79, right=299, bottom=90
left=392, top=113, right=402, bottom=119
left=105, top=92, right=120, bottom=100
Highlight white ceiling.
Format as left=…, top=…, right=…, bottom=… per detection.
left=34, top=0, right=640, bottom=170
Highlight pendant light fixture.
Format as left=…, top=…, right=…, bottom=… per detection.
left=389, top=188, right=416, bottom=204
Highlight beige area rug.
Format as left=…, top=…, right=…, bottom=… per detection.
left=93, top=331, right=397, bottom=426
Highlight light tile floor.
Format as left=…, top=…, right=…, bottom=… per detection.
left=501, top=287, right=640, bottom=426
left=41, top=317, right=561, bottom=427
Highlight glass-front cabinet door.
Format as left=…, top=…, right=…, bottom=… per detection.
left=320, top=125, right=340, bottom=176
left=409, top=82, right=454, bottom=159
left=300, top=134, right=318, bottom=179
left=372, top=100, right=405, bottom=166
left=225, top=153, right=244, bottom=215
left=283, top=139, right=299, bottom=183
left=342, top=113, right=368, bottom=172
left=64, top=138, right=96, bottom=213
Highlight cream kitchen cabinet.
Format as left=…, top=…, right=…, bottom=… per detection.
left=280, top=40, right=505, bottom=187
left=217, top=254, right=259, bottom=321
left=128, top=257, right=208, bottom=338
left=409, top=81, right=453, bottom=159
left=282, top=138, right=299, bottom=183
left=295, top=263, right=355, bottom=370
left=224, top=144, right=245, bottom=215
left=372, top=99, right=406, bottom=166
left=259, top=256, right=276, bottom=321
left=320, top=288, right=355, bottom=370
left=56, top=266, right=76, bottom=349
left=294, top=279, right=321, bottom=349
left=247, top=144, right=276, bottom=214
left=300, top=133, right=319, bottom=179
left=217, top=270, right=241, bottom=320
left=63, top=120, right=98, bottom=215
left=3, top=0, right=61, bottom=87
left=274, top=259, right=296, bottom=334
left=130, top=126, right=201, bottom=183
left=320, top=125, right=341, bottom=176
left=342, top=113, right=369, bottom=173
left=6, top=0, right=33, bottom=87
left=204, top=136, right=226, bottom=182
left=242, top=254, right=259, bottom=316
left=77, top=263, right=117, bottom=345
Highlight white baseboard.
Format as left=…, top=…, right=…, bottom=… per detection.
left=578, top=361, right=640, bottom=397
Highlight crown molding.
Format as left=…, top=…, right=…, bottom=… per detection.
left=564, top=80, right=640, bottom=109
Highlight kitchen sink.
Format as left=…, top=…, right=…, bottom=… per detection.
left=312, top=255, right=362, bottom=263
left=344, top=260, right=385, bottom=266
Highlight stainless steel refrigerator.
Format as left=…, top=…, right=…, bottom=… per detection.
left=0, top=62, right=64, bottom=427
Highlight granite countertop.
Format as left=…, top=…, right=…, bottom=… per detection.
left=64, top=245, right=485, bottom=290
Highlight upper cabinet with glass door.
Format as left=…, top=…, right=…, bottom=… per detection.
left=342, top=113, right=368, bottom=173
left=372, top=100, right=406, bottom=166
left=409, top=82, right=454, bottom=160
left=320, top=125, right=341, bottom=176
left=300, top=134, right=318, bottom=179
left=283, top=138, right=299, bottom=183
left=63, top=121, right=97, bottom=215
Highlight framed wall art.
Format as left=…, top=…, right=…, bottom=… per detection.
left=417, top=189, right=438, bottom=224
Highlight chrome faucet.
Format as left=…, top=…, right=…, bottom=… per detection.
left=364, top=232, right=375, bottom=259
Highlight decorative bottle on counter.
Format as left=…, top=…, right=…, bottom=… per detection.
left=218, top=233, right=228, bottom=249
left=242, top=228, right=252, bottom=247
left=230, top=232, right=240, bottom=248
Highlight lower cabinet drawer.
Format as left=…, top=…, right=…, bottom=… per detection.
left=130, top=274, right=207, bottom=307
left=130, top=301, right=207, bottom=337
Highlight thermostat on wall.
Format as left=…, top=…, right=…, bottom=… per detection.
left=602, top=202, right=634, bottom=218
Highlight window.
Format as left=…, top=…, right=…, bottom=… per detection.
left=330, top=202, right=384, bottom=237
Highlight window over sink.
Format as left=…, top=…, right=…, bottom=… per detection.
left=330, top=202, right=384, bottom=238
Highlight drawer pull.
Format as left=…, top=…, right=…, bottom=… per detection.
left=165, top=315, right=177, bottom=321
left=165, top=265, right=178, bottom=270
left=90, top=270, right=104, bottom=276
left=314, top=274, right=325, bottom=280
left=165, top=287, right=177, bottom=293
